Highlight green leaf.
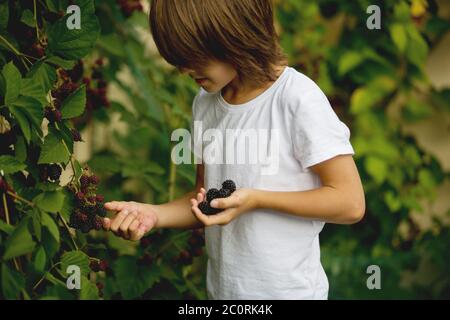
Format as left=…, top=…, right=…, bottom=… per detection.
left=60, top=188, right=75, bottom=221
left=26, top=61, right=57, bottom=94
left=14, top=136, right=27, bottom=162
left=45, top=56, right=76, bottom=69
left=0, top=219, right=14, bottom=234
left=3, top=217, right=36, bottom=260
left=8, top=107, right=31, bottom=143
left=79, top=276, right=99, bottom=300
left=21, top=9, right=36, bottom=28
left=390, top=23, right=407, bottom=54
left=113, top=256, right=160, bottom=299
left=33, top=246, right=47, bottom=273
left=38, top=134, right=70, bottom=164
left=0, top=2, right=9, bottom=30
left=338, top=51, right=365, bottom=76
left=60, top=85, right=86, bottom=119
left=60, top=251, right=90, bottom=277
left=47, top=0, right=100, bottom=60
left=0, top=155, right=26, bottom=174
left=41, top=212, right=60, bottom=243
left=1, top=263, right=25, bottom=299
left=41, top=228, right=59, bottom=260
left=405, top=25, right=428, bottom=66
left=34, top=189, right=65, bottom=213
left=11, top=96, right=44, bottom=134
left=364, top=156, right=388, bottom=185
left=2, top=62, right=21, bottom=104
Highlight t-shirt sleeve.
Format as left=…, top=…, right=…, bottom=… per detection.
left=291, top=81, right=355, bottom=169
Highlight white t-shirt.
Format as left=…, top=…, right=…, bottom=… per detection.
left=190, top=66, right=355, bottom=300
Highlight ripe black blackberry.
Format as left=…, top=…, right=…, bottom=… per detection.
left=80, top=175, right=90, bottom=188
left=198, top=201, right=222, bottom=216
left=44, top=107, right=62, bottom=124
left=206, top=188, right=220, bottom=202
left=47, top=164, right=62, bottom=181
left=217, top=188, right=231, bottom=198
left=95, top=203, right=107, bottom=217
left=222, top=180, right=236, bottom=193
left=71, top=129, right=82, bottom=142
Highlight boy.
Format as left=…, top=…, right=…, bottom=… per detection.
left=103, top=0, right=365, bottom=300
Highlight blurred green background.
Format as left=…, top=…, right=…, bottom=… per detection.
left=1, top=0, right=449, bottom=299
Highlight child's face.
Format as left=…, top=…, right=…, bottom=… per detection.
left=179, top=60, right=238, bottom=93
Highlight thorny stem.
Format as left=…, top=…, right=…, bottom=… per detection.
left=57, top=212, right=79, bottom=251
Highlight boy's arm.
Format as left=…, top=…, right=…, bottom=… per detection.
left=192, top=155, right=365, bottom=225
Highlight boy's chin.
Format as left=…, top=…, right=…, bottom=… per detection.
left=199, top=83, right=221, bottom=94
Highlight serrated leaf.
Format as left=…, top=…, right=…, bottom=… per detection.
left=45, top=56, right=76, bottom=69
left=3, top=216, right=36, bottom=260
left=0, top=155, right=26, bottom=174
left=60, top=85, right=86, bottom=119
left=113, top=256, right=160, bottom=299
left=26, top=61, right=57, bottom=94
left=38, top=134, right=70, bottom=164
left=47, top=1, right=100, bottom=60
left=12, top=96, right=44, bottom=133
left=34, top=190, right=65, bottom=213
left=390, top=23, right=407, bottom=54
left=60, top=251, right=90, bottom=277
left=2, top=62, right=21, bottom=104
left=79, top=276, right=99, bottom=300
left=0, top=219, right=14, bottom=234
left=1, top=263, right=25, bottom=299
left=14, top=136, right=27, bottom=162
left=41, top=212, right=60, bottom=243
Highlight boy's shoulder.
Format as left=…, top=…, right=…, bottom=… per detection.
left=278, top=67, right=329, bottom=110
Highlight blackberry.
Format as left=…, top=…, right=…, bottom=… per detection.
left=95, top=203, right=107, bottom=217
left=93, top=216, right=103, bottom=231
left=47, top=164, right=62, bottom=181
left=138, top=253, right=154, bottom=266
left=217, top=188, right=231, bottom=198
left=98, top=260, right=109, bottom=271
left=95, top=194, right=104, bottom=203
left=80, top=175, right=90, bottom=188
left=69, top=213, right=80, bottom=228
left=44, top=107, right=62, bottom=124
left=222, top=180, right=236, bottom=193
left=178, top=250, right=192, bottom=265
left=198, top=201, right=222, bottom=216
left=90, top=175, right=100, bottom=185
left=75, top=191, right=85, bottom=201
left=90, top=260, right=100, bottom=272
left=206, top=188, right=220, bottom=202
left=80, top=224, right=92, bottom=234
left=77, top=212, right=89, bottom=224
left=191, top=247, right=203, bottom=257
left=71, top=129, right=82, bottom=142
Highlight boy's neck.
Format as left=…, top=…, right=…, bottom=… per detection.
left=222, top=65, right=286, bottom=105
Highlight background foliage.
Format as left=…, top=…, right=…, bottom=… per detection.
left=0, top=0, right=449, bottom=299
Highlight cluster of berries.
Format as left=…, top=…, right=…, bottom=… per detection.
left=68, top=171, right=107, bottom=233
left=198, top=180, right=236, bottom=215
left=83, top=58, right=111, bottom=111
left=89, top=259, right=109, bottom=272
left=117, top=0, right=144, bottom=17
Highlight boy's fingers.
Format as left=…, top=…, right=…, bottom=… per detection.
left=128, top=219, right=140, bottom=234
left=103, top=217, right=111, bottom=231
left=210, top=195, right=238, bottom=209
left=130, top=226, right=145, bottom=241
left=196, top=192, right=203, bottom=203
left=191, top=204, right=208, bottom=225
left=119, top=211, right=138, bottom=239
left=110, top=210, right=129, bottom=233
left=104, top=201, right=125, bottom=211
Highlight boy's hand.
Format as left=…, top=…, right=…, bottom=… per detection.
left=190, top=188, right=258, bottom=226
left=103, top=201, right=158, bottom=241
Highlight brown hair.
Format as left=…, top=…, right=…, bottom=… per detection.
left=149, top=0, right=287, bottom=86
